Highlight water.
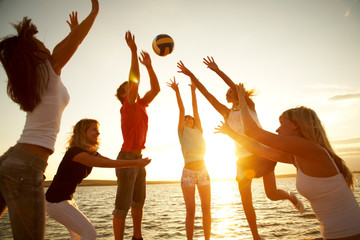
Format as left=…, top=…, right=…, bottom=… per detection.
left=1, top=175, right=359, bottom=240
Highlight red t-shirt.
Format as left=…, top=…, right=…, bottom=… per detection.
left=120, top=97, right=149, bottom=152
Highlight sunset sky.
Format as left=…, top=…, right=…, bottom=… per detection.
left=0, top=0, right=359, bottom=181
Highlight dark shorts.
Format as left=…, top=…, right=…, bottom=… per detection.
left=112, top=151, right=146, bottom=219
left=236, top=155, right=276, bottom=181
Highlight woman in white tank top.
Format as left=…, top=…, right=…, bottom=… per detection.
left=177, top=58, right=303, bottom=240
left=0, top=1, right=99, bottom=239
left=168, top=78, right=211, bottom=240
left=217, top=84, right=360, bottom=240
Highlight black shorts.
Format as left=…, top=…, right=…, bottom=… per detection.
left=236, top=155, right=277, bottom=180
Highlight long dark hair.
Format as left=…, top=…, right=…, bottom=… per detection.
left=0, top=17, right=50, bottom=112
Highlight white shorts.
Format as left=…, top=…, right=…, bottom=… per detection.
left=181, top=168, right=210, bottom=187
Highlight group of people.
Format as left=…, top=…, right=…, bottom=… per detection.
left=0, top=1, right=360, bottom=240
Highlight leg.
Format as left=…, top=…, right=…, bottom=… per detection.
left=113, top=216, right=126, bottom=240
left=0, top=191, right=8, bottom=217
left=131, top=207, right=143, bottom=239
left=238, top=179, right=262, bottom=240
left=263, top=171, right=304, bottom=213
left=46, top=200, right=96, bottom=240
left=197, top=184, right=211, bottom=240
left=113, top=165, right=138, bottom=240
left=0, top=155, right=45, bottom=240
left=262, top=171, right=291, bottom=201
left=132, top=167, right=146, bottom=239
left=181, top=185, right=196, bottom=240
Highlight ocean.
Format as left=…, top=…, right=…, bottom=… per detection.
left=0, top=175, right=359, bottom=240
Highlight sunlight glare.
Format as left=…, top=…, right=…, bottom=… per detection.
left=204, top=134, right=237, bottom=180
left=129, top=71, right=139, bottom=84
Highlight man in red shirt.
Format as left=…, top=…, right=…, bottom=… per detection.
left=113, top=31, right=160, bottom=240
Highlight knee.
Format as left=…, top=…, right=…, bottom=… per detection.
left=113, top=208, right=129, bottom=219
left=265, top=191, right=278, bottom=201
left=82, top=226, right=97, bottom=240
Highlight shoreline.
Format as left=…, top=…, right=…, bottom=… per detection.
left=44, top=172, right=360, bottom=187
left=44, top=174, right=297, bottom=187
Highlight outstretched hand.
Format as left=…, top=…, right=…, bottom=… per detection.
left=139, top=51, right=151, bottom=67
left=189, top=81, right=196, bottom=92
left=167, top=77, right=179, bottom=92
left=214, top=121, right=232, bottom=136
left=177, top=61, right=193, bottom=76
left=66, top=11, right=79, bottom=31
left=203, top=56, right=219, bottom=71
left=137, top=157, right=152, bottom=168
left=125, top=31, right=137, bottom=52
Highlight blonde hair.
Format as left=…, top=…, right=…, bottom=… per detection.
left=67, top=119, right=99, bottom=154
left=280, top=106, right=354, bottom=189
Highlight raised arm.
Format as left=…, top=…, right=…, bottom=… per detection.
left=51, top=0, right=99, bottom=75
left=73, top=152, right=151, bottom=168
left=204, top=56, right=255, bottom=110
left=190, top=82, right=202, bottom=133
left=177, top=61, right=230, bottom=119
left=203, top=56, right=237, bottom=91
left=140, top=51, right=160, bottom=105
left=125, top=31, right=140, bottom=105
left=167, top=77, right=185, bottom=133
left=215, top=121, right=294, bottom=164
left=236, top=84, right=318, bottom=158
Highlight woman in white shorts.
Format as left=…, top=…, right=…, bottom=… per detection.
left=168, top=78, right=211, bottom=240
left=45, top=119, right=150, bottom=240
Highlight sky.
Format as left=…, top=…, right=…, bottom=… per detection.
left=0, top=0, right=359, bottom=181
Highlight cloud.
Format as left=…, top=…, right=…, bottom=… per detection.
left=328, top=93, right=360, bottom=101
left=335, top=146, right=360, bottom=158
left=333, top=137, right=360, bottom=160
left=332, top=137, right=360, bottom=145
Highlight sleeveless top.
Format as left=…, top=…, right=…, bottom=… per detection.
left=18, top=59, right=70, bottom=152
left=227, top=108, right=261, bottom=158
left=296, top=154, right=360, bottom=238
left=46, top=147, right=93, bottom=202
left=178, top=126, right=206, bottom=164
left=121, top=97, right=149, bottom=152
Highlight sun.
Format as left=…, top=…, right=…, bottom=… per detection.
left=204, top=133, right=238, bottom=181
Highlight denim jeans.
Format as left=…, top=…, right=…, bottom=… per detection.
left=0, top=147, right=46, bottom=240
left=113, top=151, right=146, bottom=219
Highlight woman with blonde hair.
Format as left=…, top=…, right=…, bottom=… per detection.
left=46, top=119, right=151, bottom=240
left=216, top=84, right=360, bottom=240
left=0, top=1, right=98, bottom=239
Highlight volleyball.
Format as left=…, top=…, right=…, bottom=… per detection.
left=152, top=34, right=174, bottom=57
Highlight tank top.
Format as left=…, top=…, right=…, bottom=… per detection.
left=296, top=154, right=360, bottom=238
left=17, top=59, right=70, bottom=152
left=178, top=126, right=206, bottom=164
left=227, top=108, right=261, bottom=158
